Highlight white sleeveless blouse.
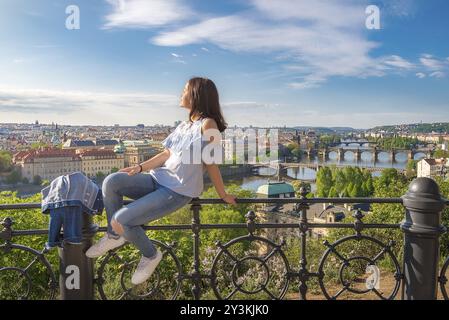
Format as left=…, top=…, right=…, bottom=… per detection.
left=149, top=118, right=208, bottom=198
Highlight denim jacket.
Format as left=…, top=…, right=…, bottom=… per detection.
left=41, top=171, right=104, bottom=215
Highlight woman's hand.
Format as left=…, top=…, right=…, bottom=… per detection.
left=221, top=193, right=237, bottom=205
left=119, top=165, right=141, bottom=176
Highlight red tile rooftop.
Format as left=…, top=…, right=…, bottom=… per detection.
left=13, top=148, right=80, bottom=162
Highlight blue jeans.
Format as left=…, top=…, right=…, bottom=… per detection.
left=102, top=172, right=193, bottom=258
left=46, top=206, right=83, bottom=249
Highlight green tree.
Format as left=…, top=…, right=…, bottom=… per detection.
left=0, top=151, right=12, bottom=172
left=434, top=176, right=449, bottom=257
left=326, top=168, right=409, bottom=276
left=6, top=169, right=21, bottom=185
left=328, top=186, right=338, bottom=197
left=286, top=143, right=298, bottom=152
left=370, top=137, right=420, bottom=150
left=373, top=168, right=407, bottom=197
left=362, top=171, right=374, bottom=195
left=290, top=147, right=302, bottom=159
left=318, top=135, right=341, bottom=148
left=316, top=166, right=333, bottom=197
left=291, top=181, right=312, bottom=197
left=96, top=171, right=106, bottom=183
left=349, top=182, right=362, bottom=197
left=333, top=169, right=347, bottom=197
left=0, top=191, right=56, bottom=299
left=41, top=179, right=50, bottom=187
left=405, top=159, right=417, bottom=180
left=346, top=182, right=355, bottom=197
left=30, top=142, right=50, bottom=150
left=434, top=149, right=449, bottom=158
left=316, top=166, right=374, bottom=198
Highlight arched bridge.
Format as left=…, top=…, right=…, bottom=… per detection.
left=304, top=147, right=432, bottom=162
left=252, top=162, right=406, bottom=176
left=340, top=140, right=376, bottom=147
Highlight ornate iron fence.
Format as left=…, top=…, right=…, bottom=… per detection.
left=1, top=177, right=448, bottom=300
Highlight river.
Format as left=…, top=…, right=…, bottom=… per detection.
left=213, top=142, right=427, bottom=195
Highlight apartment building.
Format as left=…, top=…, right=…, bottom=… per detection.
left=13, top=149, right=82, bottom=182
left=13, top=148, right=124, bottom=181
left=76, top=149, right=125, bottom=178
left=417, top=158, right=448, bottom=179
left=123, top=144, right=159, bottom=167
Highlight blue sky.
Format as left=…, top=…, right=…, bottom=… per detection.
left=0, top=0, right=448, bottom=128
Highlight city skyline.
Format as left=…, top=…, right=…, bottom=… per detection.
left=3, top=120, right=449, bottom=131
left=1, top=0, right=449, bottom=128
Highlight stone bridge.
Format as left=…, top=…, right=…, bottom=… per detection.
left=304, top=147, right=432, bottom=162
left=252, top=162, right=407, bottom=177
left=339, top=140, right=376, bottom=147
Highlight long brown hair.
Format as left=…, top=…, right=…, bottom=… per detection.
left=186, top=77, right=227, bottom=132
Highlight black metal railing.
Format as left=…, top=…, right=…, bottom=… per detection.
left=1, top=177, right=449, bottom=300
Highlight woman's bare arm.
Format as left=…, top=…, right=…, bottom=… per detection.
left=202, top=118, right=237, bottom=205
left=205, top=163, right=226, bottom=198
left=141, top=149, right=171, bottom=171
left=119, top=149, right=170, bottom=175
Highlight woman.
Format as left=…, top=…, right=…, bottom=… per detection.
left=86, top=77, right=237, bottom=286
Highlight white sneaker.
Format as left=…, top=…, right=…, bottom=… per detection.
left=131, top=250, right=163, bottom=285
left=85, top=234, right=126, bottom=258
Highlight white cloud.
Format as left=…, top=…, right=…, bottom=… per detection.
left=3, top=87, right=448, bottom=128
left=102, top=0, right=446, bottom=89
left=222, top=101, right=280, bottom=109
left=420, top=54, right=446, bottom=70
left=415, top=72, right=426, bottom=79
left=429, top=71, right=446, bottom=78
left=288, top=74, right=328, bottom=89
left=12, top=58, right=34, bottom=64
left=0, top=87, right=182, bottom=125
left=170, top=53, right=186, bottom=64
left=150, top=1, right=426, bottom=89
left=152, top=12, right=382, bottom=89
left=103, top=0, right=194, bottom=29
left=381, top=55, right=415, bottom=70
